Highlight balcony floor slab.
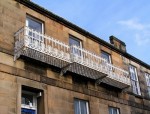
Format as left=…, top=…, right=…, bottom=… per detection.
left=67, top=62, right=107, bottom=80
left=18, top=47, right=70, bottom=68
left=101, top=77, right=130, bottom=89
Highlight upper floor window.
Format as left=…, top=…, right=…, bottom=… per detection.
left=109, top=107, right=120, bottom=114
left=74, top=99, right=89, bottom=114
left=26, top=16, right=44, bottom=33
left=26, top=16, right=44, bottom=49
left=69, top=35, right=82, bottom=56
left=129, top=65, right=141, bottom=95
left=101, top=51, right=111, bottom=63
left=145, top=73, right=150, bottom=96
left=69, top=35, right=82, bottom=47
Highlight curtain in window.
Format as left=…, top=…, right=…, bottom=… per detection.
left=109, top=107, right=119, bottom=114
left=74, top=99, right=88, bottom=114
left=80, top=100, right=87, bottom=114
left=74, top=99, right=80, bottom=114
left=69, top=36, right=82, bottom=56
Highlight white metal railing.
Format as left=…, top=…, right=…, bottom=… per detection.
left=70, top=45, right=108, bottom=74
left=70, top=45, right=130, bottom=85
left=107, top=63, right=130, bottom=85
left=14, top=27, right=130, bottom=86
left=14, top=26, right=70, bottom=62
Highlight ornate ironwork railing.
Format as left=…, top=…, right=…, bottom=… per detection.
left=107, top=63, right=130, bottom=85
left=14, top=27, right=70, bottom=63
left=70, top=45, right=130, bottom=86
left=70, top=45, right=108, bottom=74
left=14, top=27, right=131, bottom=86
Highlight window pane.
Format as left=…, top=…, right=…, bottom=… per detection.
left=26, top=16, right=44, bottom=48
left=145, top=73, right=150, bottom=86
left=101, top=51, right=111, bottom=63
left=27, top=17, right=42, bottom=33
left=69, top=36, right=81, bottom=47
left=80, top=100, right=87, bottom=114
left=113, top=108, right=117, bottom=114
left=74, top=99, right=88, bottom=114
left=109, top=107, right=113, bottom=114
left=129, top=65, right=141, bottom=95
left=109, top=107, right=119, bottom=114
left=74, top=99, right=80, bottom=114
left=22, top=93, right=33, bottom=105
left=148, top=87, right=150, bottom=95
left=131, top=73, right=137, bottom=80
left=69, top=36, right=82, bottom=56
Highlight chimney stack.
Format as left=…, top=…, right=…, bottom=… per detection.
left=109, top=35, right=126, bottom=52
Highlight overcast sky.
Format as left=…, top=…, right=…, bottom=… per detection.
left=32, top=0, right=150, bottom=65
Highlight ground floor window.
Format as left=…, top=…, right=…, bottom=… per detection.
left=74, top=99, right=89, bottom=114
left=109, top=107, right=120, bottom=114
left=21, top=90, right=37, bottom=114
left=21, top=86, right=44, bottom=114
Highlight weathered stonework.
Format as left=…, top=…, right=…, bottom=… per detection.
left=0, top=0, right=150, bottom=114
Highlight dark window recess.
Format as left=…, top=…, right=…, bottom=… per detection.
left=24, top=60, right=46, bottom=76
left=22, top=93, right=33, bottom=105
left=72, top=75, right=88, bottom=88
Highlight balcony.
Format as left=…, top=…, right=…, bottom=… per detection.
left=101, top=64, right=130, bottom=89
left=69, top=45, right=130, bottom=89
left=68, top=45, right=108, bottom=80
left=14, top=27, right=131, bottom=89
left=14, top=27, right=70, bottom=68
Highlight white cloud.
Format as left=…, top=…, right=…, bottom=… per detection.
left=118, top=19, right=147, bottom=30
left=118, top=18, right=150, bottom=46
left=135, top=33, right=150, bottom=46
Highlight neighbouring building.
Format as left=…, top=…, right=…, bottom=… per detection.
left=0, top=0, right=150, bottom=114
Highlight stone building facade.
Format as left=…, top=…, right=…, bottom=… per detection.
left=0, top=0, right=150, bottom=114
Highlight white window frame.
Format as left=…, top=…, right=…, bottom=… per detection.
left=129, top=65, right=141, bottom=95
left=145, top=73, right=150, bottom=96
left=109, top=107, right=120, bottom=114
left=74, top=99, right=89, bottom=114
left=21, top=90, right=37, bottom=114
